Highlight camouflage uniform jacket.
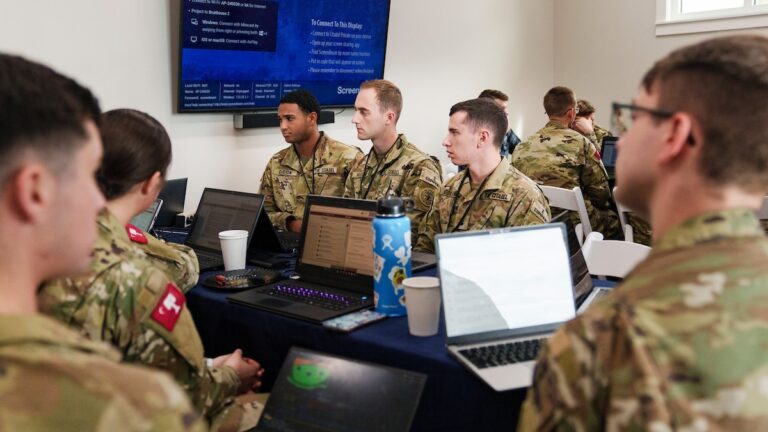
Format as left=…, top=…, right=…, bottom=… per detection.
left=0, top=314, right=204, bottom=431
left=415, top=159, right=551, bottom=253
left=343, top=134, right=443, bottom=239
left=520, top=209, right=768, bottom=431
left=38, top=209, right=240, bottom=422
left=582, top=123, right=613, bottom=153
left=259, top=132, right=363, bottom=229
left=511, top=120, right=620, bottom=239
left=135, top=230, right=199, bottom=293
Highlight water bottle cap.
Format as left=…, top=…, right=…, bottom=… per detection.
left=377, top=196, right=406, bottom=217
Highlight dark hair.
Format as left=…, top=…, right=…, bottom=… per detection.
left=576, top=99, right=596, bottom=118
left=478, top=89, right=509, bottom=102
left=360, top=79, right=403, bottom=121
left=641, top=35, right=768, bottom=192
left=279, top=89, right=321, bottom=115
left=449, top=98, right=508, bottom=149
left=97, top=109, right=172, bottom=200
left=0, top=53, right=101, bottom=182
left=543, top=86, right=576, bottom=117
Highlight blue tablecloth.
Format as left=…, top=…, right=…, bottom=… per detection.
left=187, top=268, right=615, bottom=432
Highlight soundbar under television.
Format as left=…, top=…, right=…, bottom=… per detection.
left=178, top=0, right=391, bottom=112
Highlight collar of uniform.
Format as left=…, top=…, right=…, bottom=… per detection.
left=278, top=132, right=327, bottom=170
left=369, top=133, right=408, bottom=168
left=481, top=158, right=511, bottom=192
left=653, top=209, right=763, bottom=253
left=544, top=120, right=569, bottom=130
left=97, top=208, right=131, bottom=245
left=0, top=314, right=120, bottom=360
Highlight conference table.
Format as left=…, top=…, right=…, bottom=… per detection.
left=186, top=261, right=611, bottom=431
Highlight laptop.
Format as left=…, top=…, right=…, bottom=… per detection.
left=435, top=223, right=576, bottom=391
left=248, top=205, right=301, bottom=255
left=229, top=196, right=378, bottom=322
left=255, top=347, right=426, bottom=432
left=129, top=199, right=163, bottom=233
left=156, top=177, right=187, bottom=228
left=600, top=136, right=619, bottom=178
left=184, top=188, right=265, bottom=271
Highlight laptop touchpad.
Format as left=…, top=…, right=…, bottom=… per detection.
left=257, top=298, right=292, bottom=308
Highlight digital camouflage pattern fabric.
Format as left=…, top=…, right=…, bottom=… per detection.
left=260, top=132, right=363, bottom=229
left=512, top=120, right=621, bottom=240
left=137, top=231, right=199, bottom=293
left=415, top=159, right=551, bottom=253
left=520, top=209, right=768, bottom=431
left=343, top=134, right=442, bottom=239
left=0, top=314, right=204, bottom=432
left=38, top=209, right=253, bottom=431
left=582, top=123, right=613, bottom=153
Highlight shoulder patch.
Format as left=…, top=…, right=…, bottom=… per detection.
left=488, top=191, right=511, bottom=202
left=594, top=149, right=601, bottom=160
left=150, top=283, right=186, bottom=331
left=125, top=224, right=148, bottom=244
left=419, top=169, right=441, bottom=188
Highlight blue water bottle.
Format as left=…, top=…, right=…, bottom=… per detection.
left=372, top=196, right=412, bottom=316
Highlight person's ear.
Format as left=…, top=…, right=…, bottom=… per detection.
left=307, top=111, right=318, bottom=126
left=11, top=163, right=55, bottom=222
left=141, top=171, right=163, bottom=197
left=657, top=113, right=696, bottom=166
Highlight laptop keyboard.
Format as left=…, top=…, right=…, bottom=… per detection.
left=259, top=284, right=367, bottom=311
left=459, top=339, right=546, bottom=369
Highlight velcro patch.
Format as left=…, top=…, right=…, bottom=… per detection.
left=383, top=169, right=403, bottom=176
left=419, top=170, right=441, bottom=188
left=316, top=167, right=338, bottom=174
left=278, top=169, right=297, bottom=176
left=125, top=224, right=148, bottom=244
left=487, top=191, right=511, bottom=202
left=150, top=283, right=185, bottom=331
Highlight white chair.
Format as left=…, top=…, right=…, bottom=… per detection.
left=540, top=185, right=592, bottom=245
left=613, top=187, right=634, bottom=242
left=581, top=232, right=651, bottom=279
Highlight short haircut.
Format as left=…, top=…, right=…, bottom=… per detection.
left=543, top=86, right=576, bottom=117
left=478, top=89, right=509, bottom=102
left=0, top=53, right=100, bottom=183
left=98, top=109, right=172, bottom=200
left=449, top=98, right=509, bottom=149
left=576, top=99, right=596, bottom=118
left=279, top=89, right=321, bottom=116
left=360, top=79, right=403, bottom=121
left=641, top=35, right=768, bottom=193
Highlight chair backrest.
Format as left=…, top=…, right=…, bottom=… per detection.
left=613, top=187, right=634, bottom=242
left=540, top=185, right=592, bottom=244
left=581, top=232, right=651, bottom=279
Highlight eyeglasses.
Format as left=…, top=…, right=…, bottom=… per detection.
left=610, top=102, right=674, bottom=134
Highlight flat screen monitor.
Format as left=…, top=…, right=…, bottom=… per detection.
left=178, top=0, right=392, bottom=112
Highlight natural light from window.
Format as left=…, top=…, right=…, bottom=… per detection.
left=681, top=0, right=743, bottom=14
left=658, top=0, right=768, bottom=35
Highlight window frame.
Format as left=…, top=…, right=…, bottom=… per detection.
left=656, top=0, right=768, bottom=36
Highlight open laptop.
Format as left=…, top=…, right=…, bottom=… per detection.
left=156, top=177, right=187, bottom=228
left=255, top=347, right=426, bottom=432
left=248, top=205, right=301, bottom=255
left=600, top=136, right=619, bottom=178
left=435, top=223, right=576, bottom=391
left=129, top=198, right=163, bottom=233
left=184, top=188, right=264, bottom=271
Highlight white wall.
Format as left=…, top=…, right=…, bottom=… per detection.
left=0, top=0, right=554, bottom=212
left=553, top=1, right=768, bottom=127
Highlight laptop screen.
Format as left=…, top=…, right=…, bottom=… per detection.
left=436, top=224, right=576, bottom=340
left=156, top=177, right=187, bottom=228
left=129, top=199, right=162, bottom=232
left=601, top=136, right=618, bottom=169
left=256, top=347, right=426, bottom=432
left=186, top=189, right=264, bottom=252
left=299, top=200, right=376, bottom=277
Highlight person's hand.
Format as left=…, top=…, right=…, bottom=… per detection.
left=571, top=116, right=594, bottom=135
left=287, top=219, right=303, bottom=233
left=223, top=349, right=265, bottom=394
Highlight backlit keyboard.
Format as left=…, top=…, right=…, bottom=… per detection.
left=260, top=284, right=367, bottom=311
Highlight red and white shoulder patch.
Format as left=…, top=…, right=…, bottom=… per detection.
left=150, top=283, right=186, bottom=331
left=125, top=224, right=148, bottom=244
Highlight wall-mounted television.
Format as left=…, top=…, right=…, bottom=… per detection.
left=178, top=0, right=392, bottom=113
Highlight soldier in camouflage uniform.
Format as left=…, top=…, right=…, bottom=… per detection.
left=415, top=99, right=550, bottom=253
left=572, top=99, right=613, bottom=152
left=343, top=79, right=442, bottom=239
left=520, top=35, right=768, bottom=430
left=260, top=89, right=363, bottom=232
left=39, top=109, right=263, bottom=431
left=0, top=53, right=202, bottom=431
left=512, top=87, right=621, bottom=240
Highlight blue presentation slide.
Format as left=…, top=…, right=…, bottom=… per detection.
left=179, top=0, right=390, bottom=111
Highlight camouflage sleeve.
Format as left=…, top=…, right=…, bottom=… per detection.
left=142, top=233, right=200, bottom=293
left=259, top=160, right=291, bottom=230
left=95, top=265, right=241, bottom=418
left=414, top=188, right=441, bottom=253
left=579, top=139, right=621, bottom=239
left=506, top=187, right=552, bottom=227
left=518, top=321, right=604, bottom=431
left=402, top=157, right=442, bottom=240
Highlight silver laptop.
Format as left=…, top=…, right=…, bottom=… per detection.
left=435, top=223, right=576, bottom=391
left=129, top=198, right=163, bottom=232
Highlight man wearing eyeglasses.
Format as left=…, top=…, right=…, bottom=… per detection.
left=511, top=86, right=621, bottom=240
left=520, top=35, right=768, bottom=430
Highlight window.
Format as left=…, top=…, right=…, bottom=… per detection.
left=656, top=0, right=768, bottom=36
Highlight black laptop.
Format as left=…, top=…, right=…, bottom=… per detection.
left=185, top=188, right=265, bottom=271
left=248, top=205, right=300, bottom=255
left=156, top=177, right=187, bottom=228
left=254, top=347, right=426, bottom=432
left=600, top=136, right=618, bottom=178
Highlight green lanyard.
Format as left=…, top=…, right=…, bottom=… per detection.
left=291, top=133, right=323, bottom=195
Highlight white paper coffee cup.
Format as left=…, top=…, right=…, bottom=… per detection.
left=218, top=230, right=248, bottom=271
left=403, top=276, right=441, bottom=337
